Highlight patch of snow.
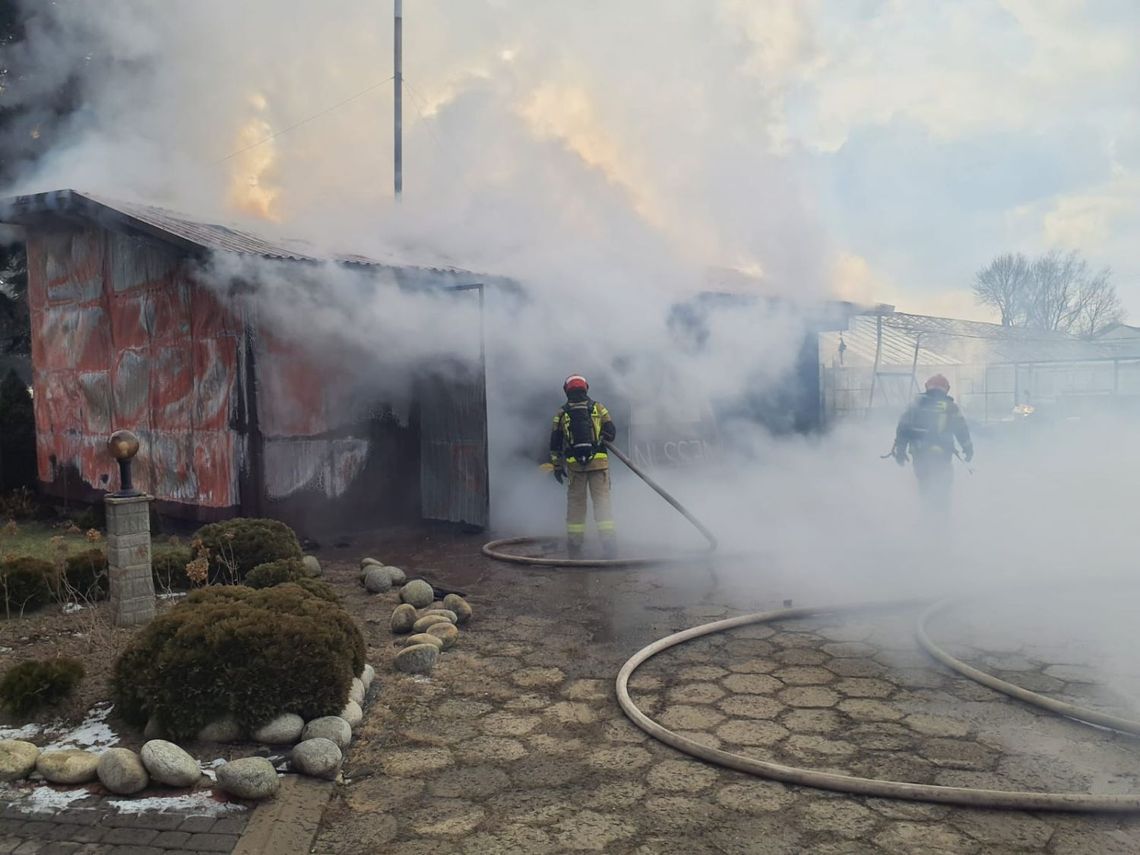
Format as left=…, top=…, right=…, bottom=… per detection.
left=24, top=785, right=95, bottom=812
left=108, top=791, right=248, bottom=816
left=0, top=722, right=42, bottom=740
left=61, top=602, right=84, bottom=614
left=42, top=703, right=119, bottom=752
left=0, top=646, right=12, bottom=653
left=158, top=592, right=187, bottom=600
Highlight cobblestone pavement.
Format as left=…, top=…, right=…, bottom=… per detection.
left=0, top=789, right=250, bottom=855
left=314, top=539, right=1140, bottom=854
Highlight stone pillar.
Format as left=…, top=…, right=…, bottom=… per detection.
left=105, top=494, right=156, bottom=627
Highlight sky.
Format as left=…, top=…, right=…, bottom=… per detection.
left=3, top=0, right=1138, bottom=320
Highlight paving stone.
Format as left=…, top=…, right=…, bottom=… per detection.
left=543, top=701, right=599, bottom=726
left=724, top=658, right=778, bottom=674
left=820, top=642, right=877, bottom=658
left=947, top=809, right=1054, bottom=849
left=780, top=708, right=843, bottom=733
left=658, top=704, right=725, bottom=730
left=773, top=666, right=836, bottom=686
left=642, top=795, right=723, bottom=834
left=585, top=745, right=654, bottom=771
left=835, top=678, right=896, bottom=698
left=433, top=699, right=494, bottom=719
left=825, top=658, right=886, bottom=678
left=716, top=695, right=783, bottom=719
left=716, top=719, right=790, bottom=747
left=380, top=747, right=454, bottom=776
left=149, top=831, right=192, bottom=848
left=779, top=686, right=840, bottom=708
left=730, top=624, right=776, bottom=640
left=902, top=713, right=969, bottom=738
left=562, top=679, right=610, bottom=701
left=479, top=712, right=542, bottom=736
left=102, top=829, right=159, bottom=846
left=510, top=667, right=565, bottom=689
left=645, top=759, right=719, bottom=792
left=919, top=738, right=997, bottom=771
left=407, top=799, right=486, bottom=836
left=525, top=734, right=588, bottom=756
left=458, top=825, right=555, bottom=854
left=178, top=816, right=217, bottom=834
left=873, top=821, right=980, bottom=854
left=455, top=736, right=528, bottom=763
left=721, top=674, right=782, bottom=695
left=837, top=698, right=904, bottom=722
left=551, top=810, right=637, bottom=851
left=774, top=648, right=830, bottom=666
left=783, top=733, right=858, bottom=759
left=210, top=818, right=246, bottom=836
left=799, top=800, right=879, bottom=839
left=673, top=730, right=722, bottom=750
left=427, top=765, right=511, bottom=798
left=667, top=683, right=726, bottom=704
left=186, top=832, right=241, bottom=852
left=846, top=722, right=916, bottom=751
left=577, top=781, right=647, bottom=809
left=714, top=781, right=796, bottom=814
left=601, top=719, right=650, bottom=744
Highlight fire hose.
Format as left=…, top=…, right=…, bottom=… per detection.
left=482, top=440, right=717, bottom=568
left=616, top=601, right=1140, bottom=812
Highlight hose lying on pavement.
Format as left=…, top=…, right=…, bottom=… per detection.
left=483, top=441, right=717, bottom=568
left=916, top=598, right=1140, bottom=737
left=616, top=602, right=1140, bottom=812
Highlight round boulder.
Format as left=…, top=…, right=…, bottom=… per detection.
left=419, top=609, right=458, bottom=624
left=197, top=715, right=243, bottom=744
left=0, top=740, right=40, bottom=782
left=400, top=580, right=435, bottom=608
left=292, top=737, right=342, bottom=780
left=340, top=700, right=363, bottom=728
left=391, top=604, right=417, bottom=634
left=143, top=717, right=166, bottom=740
left=395, top=643, right=439, bottom=675
left=301, top=555, right=322, bottom=577
left=349, top=677, right=366, bottom=706
left=252, top=713, right=305, bottom=745
left=404, top=632, right=444, bottom=649
left=216, top=757, right=280, bottom=800
left=381, top=566, right=407, bottom=586
left=412, top=614, right=452, bottom=634
left=443, top=594, right=473, bottom=624
left=36, top=749, right=99, bottom=785
left=361, top=664, right=376, bottom=690
left=360, top=557, right=383, bottom=570
left=141, top=740, right=201, bottom=787
left=363, top=567, right=393, bottom=594
left=426, top=621, right=460, bottom=650
left=97, top=748, right=149, bottom=795
left=301, top=716, right=352, bottom=750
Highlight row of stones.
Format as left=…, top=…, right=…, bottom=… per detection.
left=0, top=663, right=378, bottom=800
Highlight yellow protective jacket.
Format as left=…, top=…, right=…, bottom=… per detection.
left=550, top=399, right=616, bottom=472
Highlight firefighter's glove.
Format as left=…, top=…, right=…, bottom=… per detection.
left=553, top=467, right=565, bottom=485
left=962, top=447, right=974, bottom=463
left=893, top=448, right=908, bottom=467
left=601, top=423, right=616, bottom=444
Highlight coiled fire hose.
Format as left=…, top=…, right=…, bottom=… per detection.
left=482, top=440, right=717, bottom=567
left=616, top=601, right=1140, bottom=812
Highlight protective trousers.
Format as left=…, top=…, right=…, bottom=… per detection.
left=566, top=468, right=616, bottom=552
left=913, top=453, right=953, bottom=514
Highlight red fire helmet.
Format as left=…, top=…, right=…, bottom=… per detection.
left=925, top=374, right=950, bottom=393
left=563, top=375, right=589, bottom=394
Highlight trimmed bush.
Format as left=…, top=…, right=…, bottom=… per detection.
left=112, top=584, right=365, bottom=740
left=195, top=518, right=302, bottom=583
left=245, top=558, right=306, bottom=589
left=289, top=577, right=341, bottom=605
left=152, top=547, right=193, bottom=591
left=62, top=549, right=109, bottom=601
left=0, top=658, right=85, bottom=716
left=1, top=557, right=54, bottom=616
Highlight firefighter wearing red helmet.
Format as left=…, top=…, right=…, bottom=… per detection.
left=892, top=374, right=974, bottom=512
left=549, top=375, right=617, bottom=558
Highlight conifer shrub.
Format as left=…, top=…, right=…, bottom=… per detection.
left=0, top=658, right=85, bottom=716
left=112, top=583, right=364, bottom=739
left=194, top=518, right=302, bottom=583
left=245, top=557, right=306, bottom=589
left=0, top=556, right=54, bottom=616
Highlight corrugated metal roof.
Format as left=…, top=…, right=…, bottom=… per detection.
left=0, top=188, right=475, bottom=276
left=822, top=313, right=1140, bottom=368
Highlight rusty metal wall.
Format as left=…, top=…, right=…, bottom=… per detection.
left=27, top=225, right=243, bottom=511
left=419, top=362, right=489, bottom=528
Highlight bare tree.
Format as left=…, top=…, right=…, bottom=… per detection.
left=973, top=250, right=1124, bottom=338
left=973, top=253, right=1030, bottom=326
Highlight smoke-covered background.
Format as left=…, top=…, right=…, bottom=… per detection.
left=2, top=0, right=1140, bottom=616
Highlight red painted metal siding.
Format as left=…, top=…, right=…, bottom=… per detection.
left=27, top=225, right=243, bottom=510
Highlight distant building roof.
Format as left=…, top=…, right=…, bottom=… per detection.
left=823, top=312, right=1140, bottom=367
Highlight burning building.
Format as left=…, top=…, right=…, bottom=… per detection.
left=0, top=189, right=493, bottom=533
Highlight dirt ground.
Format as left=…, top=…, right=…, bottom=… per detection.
left=311, top=528, right=1140, bottom=855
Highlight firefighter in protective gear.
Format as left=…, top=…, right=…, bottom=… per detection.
left=550, top=375, right=617, bottom=558
left=893, top=374, right=973, bottom=512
